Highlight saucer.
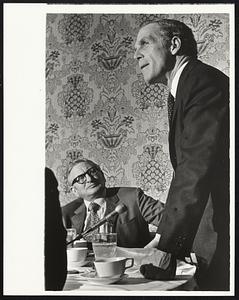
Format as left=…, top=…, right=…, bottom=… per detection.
left=78, top=271, right=128, bottom=285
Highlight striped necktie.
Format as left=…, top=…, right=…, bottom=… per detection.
left=167, top=93, right=175, bottom=126
left=84, top=202, right=100, bottom=242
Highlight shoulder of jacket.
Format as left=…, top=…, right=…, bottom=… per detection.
left=107, top=187, right=141, bottom=200
left=61, top=198, right=83, bottom=213
left=184, top=59, right=228, bottom=81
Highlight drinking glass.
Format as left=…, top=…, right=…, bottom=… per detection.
left=66, top=228, right=77, bottom=248
left=92, top=233, right=117, bottom=259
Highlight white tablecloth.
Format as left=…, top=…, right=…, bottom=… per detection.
left=63, top=259, right=197, bottom=292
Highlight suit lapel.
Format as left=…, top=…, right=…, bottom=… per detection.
left=171, top=59, right=198, bottom=124
left=105, top=192, right=119, bottom=217
left=105, top=188, right=120, bottom=207
left=72, top=203, right=86, bottom=234
left=105, top=189, right=123, bottom=229
left=168, top=59, right=199, bottom=169
left=104, top=196, right=117, bottom=216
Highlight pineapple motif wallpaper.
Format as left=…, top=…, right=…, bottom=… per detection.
left=45, top=13, right=229, bottom=206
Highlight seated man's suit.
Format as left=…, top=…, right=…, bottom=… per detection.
left=62, top=187, right=163, bottom=248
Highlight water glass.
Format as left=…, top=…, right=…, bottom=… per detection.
left=66, top=228, right=77, bottom=248
left=92, top=233, right=117, bottom=259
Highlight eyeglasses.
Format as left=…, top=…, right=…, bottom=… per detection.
left=71, top=167, right=100, bottom=186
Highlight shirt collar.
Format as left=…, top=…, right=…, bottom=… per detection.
left=84, top=198, right=106, bottom=211
left=170, top=61, right=189, bottom=98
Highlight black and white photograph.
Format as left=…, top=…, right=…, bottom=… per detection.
left=3, top=3, right=236, bottom=296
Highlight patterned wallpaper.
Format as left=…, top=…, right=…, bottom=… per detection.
left=45, top=13, right=229, bottom=206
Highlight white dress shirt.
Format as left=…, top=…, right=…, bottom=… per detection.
left=170, top=61, right=189, bottom=98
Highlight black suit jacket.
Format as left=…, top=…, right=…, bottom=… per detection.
left=62, top=187, right=163, bottom=248
left=45, top=168, right=67, bottom=290
left=157, top=60, right=229, bottom=289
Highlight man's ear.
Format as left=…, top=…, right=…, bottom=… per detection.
left=102, top=172, right=106, bottom=184
left=99, top=169, right=106, bottom=185
left=71, top=186, right=79, bottom=197
left=170, top=36, right=181, bottom=55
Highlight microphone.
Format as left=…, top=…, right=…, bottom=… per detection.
left=82, top=203, right=127, bottom=237
left=66, top=203, right=127, bottom=245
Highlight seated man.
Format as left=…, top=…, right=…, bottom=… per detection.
left=62, top=158, right=164, bottom=248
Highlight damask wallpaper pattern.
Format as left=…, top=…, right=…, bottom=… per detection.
left=45, top=13, right=229, bottom=206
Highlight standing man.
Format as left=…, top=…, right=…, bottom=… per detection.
left=134, top=19, right=229, bottom=290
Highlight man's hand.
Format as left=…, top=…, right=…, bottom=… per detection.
left=140, top=255, right=176, bottom=280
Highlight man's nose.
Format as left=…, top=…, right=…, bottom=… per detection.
left=85, top=173, right=93, bottom=182
left=134, top=48, right=142, bottom=60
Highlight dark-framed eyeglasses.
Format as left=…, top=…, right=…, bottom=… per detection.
left=71, top=167, right=100, bottom=186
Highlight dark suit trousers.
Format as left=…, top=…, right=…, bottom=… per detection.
left=195, top=233, right=230, bottom=290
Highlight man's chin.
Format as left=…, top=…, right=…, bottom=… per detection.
left=145, top=74, right=167, bottom=85
left=87, top=184, right=105, bottom=197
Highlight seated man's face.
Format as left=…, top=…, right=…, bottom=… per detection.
left=69, top=161, right=106, bottom=201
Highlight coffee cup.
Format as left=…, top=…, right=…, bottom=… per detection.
left=94, top=257, right=134, bottom=278
left=67, top=247, right=88, bottom=269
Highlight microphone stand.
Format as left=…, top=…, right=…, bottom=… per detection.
left=66, top=218, right=111, bottom=246
left=66, top=232, right=83, bottom=246
left=66, top=203, right=127, bottom=246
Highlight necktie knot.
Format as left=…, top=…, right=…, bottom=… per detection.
left=88, top=202, right=100, bottom=213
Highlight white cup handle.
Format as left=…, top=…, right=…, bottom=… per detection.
left=125, top=258, right=134, bottom=269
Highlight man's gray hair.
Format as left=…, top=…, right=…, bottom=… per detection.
left=150, top=19, right=198, bottom=59
left=67, top=158, right=101, bottom=178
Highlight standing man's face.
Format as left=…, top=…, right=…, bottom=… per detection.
left=134, top=23, right=173, bottom=84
